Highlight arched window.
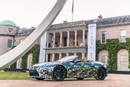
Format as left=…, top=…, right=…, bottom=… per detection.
left=27, top=53, right=33, bottom=69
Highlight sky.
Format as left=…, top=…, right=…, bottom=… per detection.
left=0, top=0, right=130, bottom=28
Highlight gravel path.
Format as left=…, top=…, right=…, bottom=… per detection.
left=0, top=74, right=130, bottom=87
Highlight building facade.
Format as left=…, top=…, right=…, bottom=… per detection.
left=0, top=20, right=17, bottom=55
left=45, top=21, right=88, bottom=62
left=45, top=15, right=130, bottom=71
left=0, top=15, right=130, bottom=71
left=0, top=20, right=39, bottom=69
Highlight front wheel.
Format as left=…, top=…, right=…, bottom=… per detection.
left=95, top=68, right=106, bottom=80
left=36, top=78, right=45, bottom=80
left=53, top=65, right=66, bottom=81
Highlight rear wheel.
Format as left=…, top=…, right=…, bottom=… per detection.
left=96, top=68, right=106, bottom=80
left=77, top=78, right=84, bottom=80
left=53, top=65, right=66, bottom=81
left=36, top=78, right=45, bottom=80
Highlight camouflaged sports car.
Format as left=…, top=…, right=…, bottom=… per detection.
left=29, top=56, right=107, bottom=81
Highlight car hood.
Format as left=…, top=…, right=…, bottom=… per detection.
left=93, top=61, right=105, bottom=65
left=92, top=61, right=107, bottom=68
left=33, top=61, right=62, bottom=67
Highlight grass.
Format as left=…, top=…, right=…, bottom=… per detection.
left=0, top=72, right=95, bottom=80
left=0, top=72, right=34, bottom=80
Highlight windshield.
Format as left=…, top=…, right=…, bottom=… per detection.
left=58, top=56, right=78, bottom=62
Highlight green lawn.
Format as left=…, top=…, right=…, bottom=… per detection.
left=0, top=72, right=95, bottom=80
left=0, top=72, right=34, bottom=80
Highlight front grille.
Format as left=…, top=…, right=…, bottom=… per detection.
left=29, top=70, right=39, bottom=76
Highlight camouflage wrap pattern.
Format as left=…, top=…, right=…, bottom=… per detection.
left=29, top=56, right=107, bottom=79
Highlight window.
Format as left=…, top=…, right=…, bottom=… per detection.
left=8, top=39, right=12, bottom=48
left=8, top=28, right=13, bottom=32
left=64, top=37, right=67, bottom=46
left=17, top=58, right=22, bottom=69
left=48, top=54, right=51, bottom=62
left=120, top=30, right=126, bottom=42
left=27, top=54, right=32, bottom=69
left=101, top=31, right=107, bottom=43
left=101, top=55, right=106, bottom=63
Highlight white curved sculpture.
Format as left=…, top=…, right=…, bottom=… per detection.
left=0, top=0, right=67, bottom=69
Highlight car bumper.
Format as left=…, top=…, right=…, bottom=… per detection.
left=28, top=70, right=52, bottom=79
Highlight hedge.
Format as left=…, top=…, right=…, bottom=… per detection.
left=96, top=38, right=130, bottom=71
left=21, top=44, right=40, bottom=68
left=11, top=38, right=130, bottom=71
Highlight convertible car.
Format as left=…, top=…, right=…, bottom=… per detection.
left=29, top=56, right=107, bottom=81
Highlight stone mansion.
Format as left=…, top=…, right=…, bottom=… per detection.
left=0, top=15, right=130, bottom=71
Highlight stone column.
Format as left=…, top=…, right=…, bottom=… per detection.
left=46, top=54, right=48, bottom=62
left=75, top=30, right=77, bottom=46
left=82, top=53, right=85, bottom=59
left=60, top=32, right=63, bottom=47
left=66, top=53, right=69, bottom=56
left=53, top=32, right=55, bottom=48
left=83, top=30, right=86, bottom=45
left=67, top=31, right=70, bottom=47
left=74, top=53, right=77, bottom=56
left=59, top=53, right=62, bottom=59
left=46, top=33, right=49, bottom=48
left=52, top=53, right=55, bottom=62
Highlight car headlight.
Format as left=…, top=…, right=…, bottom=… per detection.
left=103, top=64, right=107, bottom=69
left=39, top=69, right=49, bottom=74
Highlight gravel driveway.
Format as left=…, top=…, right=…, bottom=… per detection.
left=0, top=74, right=130, bottom=87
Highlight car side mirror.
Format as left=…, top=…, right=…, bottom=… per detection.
left=75, top=60, right=81, bottom=64
left=69, top=61, right=74, bottom=63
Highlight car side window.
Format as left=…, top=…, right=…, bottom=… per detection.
left=74, top=58, right=80, bottom=62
